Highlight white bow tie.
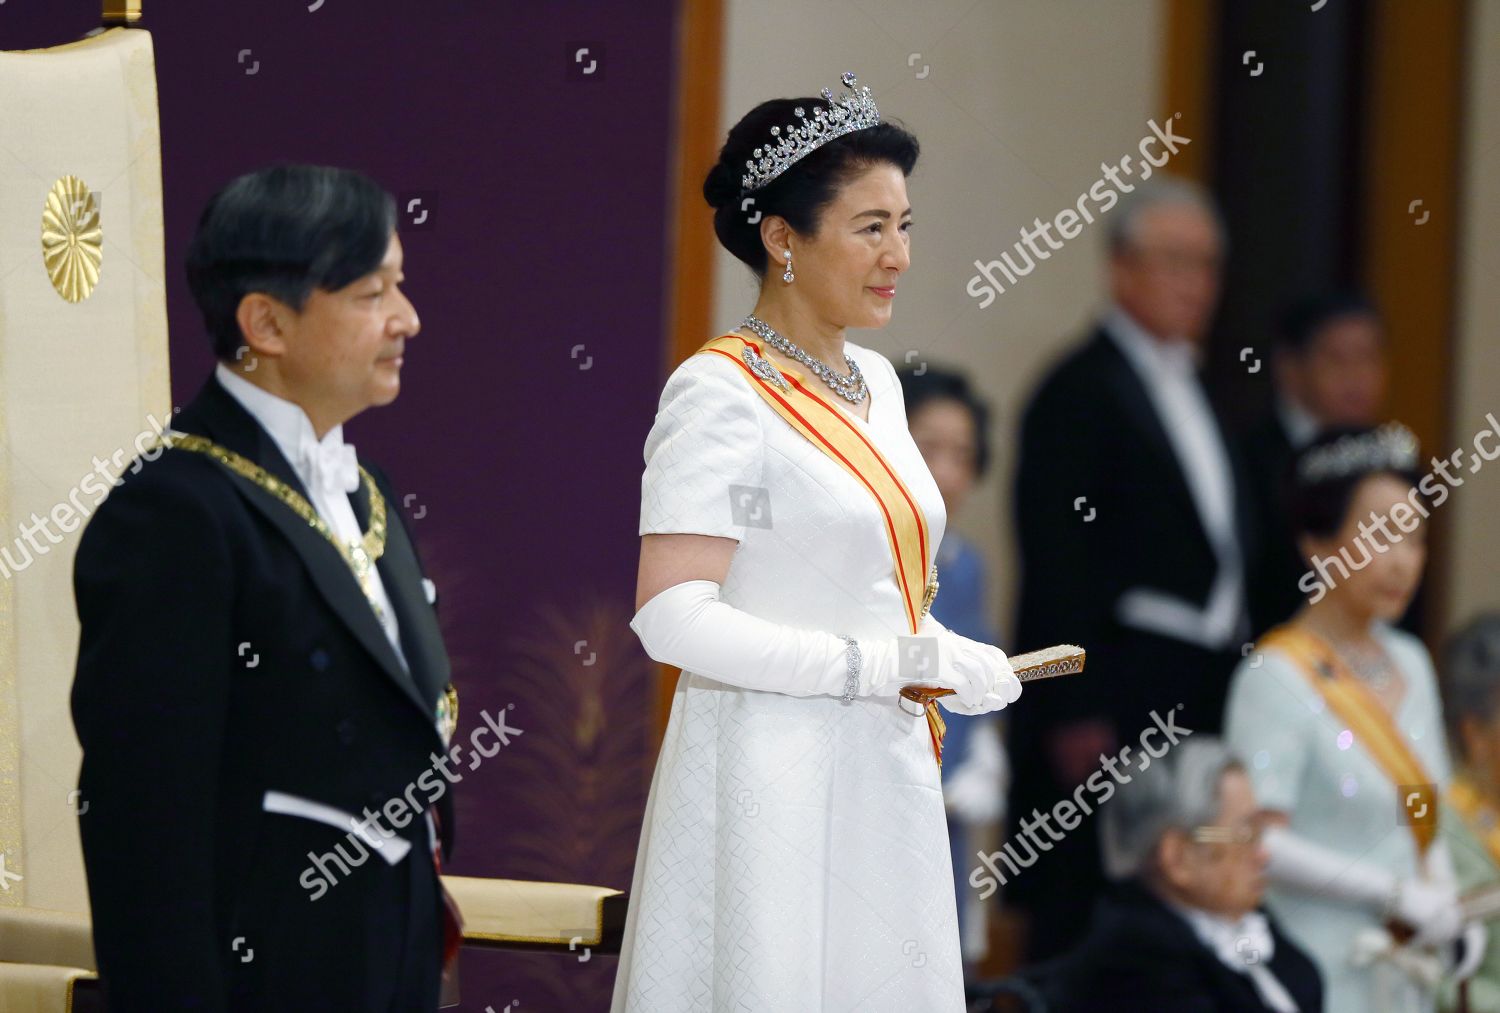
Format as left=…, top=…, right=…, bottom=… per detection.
left=298, top=435, right=359, bottom=498
left=1194, top=910, right=1276, bottom=969
left=1182, top=908, right=1300, bottom=1012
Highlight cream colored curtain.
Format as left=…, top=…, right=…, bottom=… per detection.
left=0, top=27, right=170, bottom=912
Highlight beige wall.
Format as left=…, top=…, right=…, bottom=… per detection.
left=1446, top=0, right=1500, bottom=637
left=712, top=0, right=1168, bottom=643
left=713, top=0, right=1500, bottom=646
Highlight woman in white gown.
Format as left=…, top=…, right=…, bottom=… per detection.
left=611, top=73, right=1021, bottom=1012
left=1225, top=424, right=1483, bottom=1013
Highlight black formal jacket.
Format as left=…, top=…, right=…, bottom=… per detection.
left=1048, top=881, right=1324, bottom=1013
left=1240, top=410, right=1305, bottom=636
left=1006, top=323, right=1262, bottom=959
left=1011, top=325, right=1259, bottom=730
left=70, top=372, right=455, bottom=1007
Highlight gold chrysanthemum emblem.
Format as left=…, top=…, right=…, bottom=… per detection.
left=42, top=176, right=102, bottom=303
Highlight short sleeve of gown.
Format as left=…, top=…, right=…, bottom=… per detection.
left=1224, top=648, right=1317, bottom=813
left=638, top=352, right=766, bottom=539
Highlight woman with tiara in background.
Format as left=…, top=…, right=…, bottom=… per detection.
left=1226, top=424, right=1485, bottom=1013
left=611, top=72, right=1020, bottom=1011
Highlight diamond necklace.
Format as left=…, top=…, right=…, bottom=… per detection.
left=742, top=314, right=868, bottom=404
left=1304, top=618, right=1396, bottom=691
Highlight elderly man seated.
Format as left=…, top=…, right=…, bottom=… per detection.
left=1047, top=737, right=1324, bottom=1012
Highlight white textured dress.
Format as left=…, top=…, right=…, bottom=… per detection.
left=611, top=338, right=966, bottom=1012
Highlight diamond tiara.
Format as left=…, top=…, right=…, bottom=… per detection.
left=1297, top=422, right=1420, bottom=483
left=740, top=71, right=881, bottom=195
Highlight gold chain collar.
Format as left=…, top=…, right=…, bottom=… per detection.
left=154, top=430, right=460, bottom=745
left=155, top=430, right=386, bottom=602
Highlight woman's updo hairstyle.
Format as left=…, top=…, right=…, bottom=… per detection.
left=1288, top=424, right=1423, bottom=539
left=703, top=96, right=919, bottom=278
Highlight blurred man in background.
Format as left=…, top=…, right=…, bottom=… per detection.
left=1048, top=737, right=1323, bottom=1012
left=1241, top=293, right=1388, bottom=634
left=1008, top=176, right=1255, bottom=959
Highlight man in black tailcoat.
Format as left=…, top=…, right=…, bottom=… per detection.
left=1007, top=177, right=1257, bottom=961
left=72, top=165, right=460, bottom=1011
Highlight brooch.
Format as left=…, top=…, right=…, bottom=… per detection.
left=742, top=346, right=790, bottom=392
left=920, top=563, right=940, bottom=620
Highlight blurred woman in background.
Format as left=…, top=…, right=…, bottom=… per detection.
left=1225, top=424, right=1479, bottom=1013
left=897, top=363, right=1007, bottom=972
left=1439, top=613, right=1500, bottom=1012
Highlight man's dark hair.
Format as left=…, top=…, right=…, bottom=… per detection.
left=186, top=164, right=397, bottom=361
left=1274, top=291, right=1382, bottom=356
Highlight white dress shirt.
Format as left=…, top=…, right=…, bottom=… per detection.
left=1168, top=901, right=1300, bottom=1012
left=1276, top=393, right=1322, bottom=451
left=215, top=363, right=406, bottom=668
left=1103, top=306, right=1247, bottom=650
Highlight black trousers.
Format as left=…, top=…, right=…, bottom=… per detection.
left=224, top=812, right=444, bottom=1012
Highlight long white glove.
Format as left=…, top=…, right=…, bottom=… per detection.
left=1454, top=920, right=1488, bottom=981
left=916, top=612, right=1022, bottom=716
left=1264, top=825, right=1464, bottom=945
left=1425, top=837, right=1460, bottom=896
left=1399, top=880, right=1466, bottom=946
left=630, top=579, right=1020, bottom=712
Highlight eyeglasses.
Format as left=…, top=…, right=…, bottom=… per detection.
left=1123, top=247, right=1223, bottom=276
left=1190, top=822, right=1264, bottom=846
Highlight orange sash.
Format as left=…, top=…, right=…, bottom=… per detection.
left=1259, top=624, right=1438, bottom=854
left=695, top=334, right=947, bottom=761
